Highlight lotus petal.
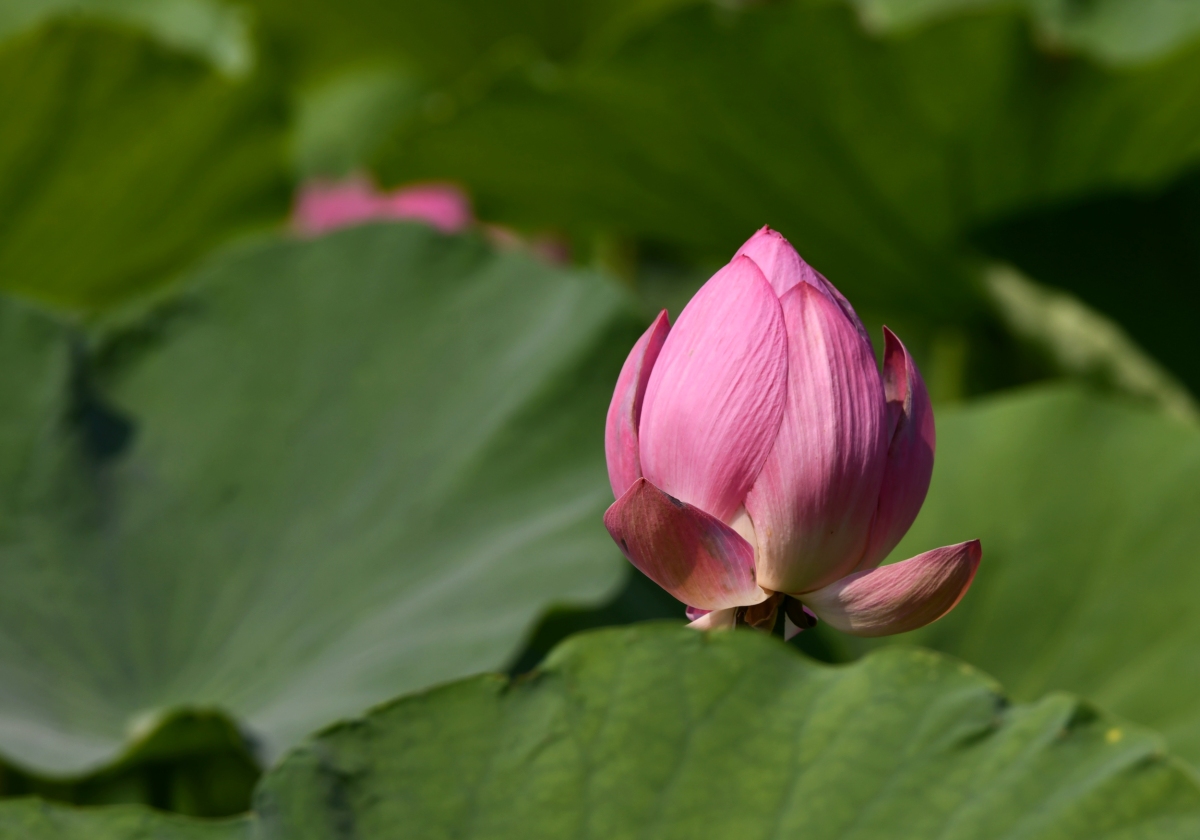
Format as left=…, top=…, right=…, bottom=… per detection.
left=639, top=256, right=787, bottom=522
left=605, top=311, right=671, bottom=497
left=745, top=282, right=888, bottom=593
left=801, top=541, right=981, bottom=637
left=604, top=478, right=768, bottom=611
left=734, top=226, right=870, bottom=344
left=859, top=328, right=936, bottom=570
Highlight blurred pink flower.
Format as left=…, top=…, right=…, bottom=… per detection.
left=603, top=227, right=981, bottom=638
left=293, top=176, right=473, bottom=235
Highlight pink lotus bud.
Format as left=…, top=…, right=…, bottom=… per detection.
left=293, top=175, right=473, bottom=235
left=603, top=227, right=980, bottom=637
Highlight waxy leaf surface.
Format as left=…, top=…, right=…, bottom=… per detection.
left=0, top=224, right=632, bottom=776
left=254, top=625, right=1200, bottom=839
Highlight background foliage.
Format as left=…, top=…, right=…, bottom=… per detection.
left=2, top=0, right=1199, bottom=835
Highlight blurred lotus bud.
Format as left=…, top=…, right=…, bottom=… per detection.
left=293, top=175, right=472, bottom=235
left=603, top=227, right=980, bottom=637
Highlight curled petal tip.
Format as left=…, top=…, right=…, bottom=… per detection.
left=859, top=328, right=936, bottom=570
left=801, top=540, right=981, bottom=638
left=604, top=478, right=767, bottom=611
left=605, top=311, right=671, bottom=498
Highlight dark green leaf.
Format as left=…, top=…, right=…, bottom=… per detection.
left=255, top=625, right=1200, bottom=839
left=243, top=0, right=704, bottom=86
left=850, top=0, right=1200, bottom=65
left=373, top=2, right=1200, bottom=326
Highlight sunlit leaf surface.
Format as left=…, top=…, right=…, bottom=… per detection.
left=255, top=625, right=1200, bottom=839
left=0, top=223, right=632, bottom=776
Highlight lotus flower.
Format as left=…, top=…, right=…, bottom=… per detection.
left=293, top=176, right=473, bottom=235
left=603, top=227, right=980, bottom=637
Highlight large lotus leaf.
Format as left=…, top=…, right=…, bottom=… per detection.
left=373, top=1, right=1200, bottom=323
left=829, top=386, right=1200, bottom=767
left=252, top=624, right=1200, bottom=839
left=0, top=223, right=634, bottom=777
left=0, top=22, right=289, bottom=313
left=0, top=800, right=247, bottom=840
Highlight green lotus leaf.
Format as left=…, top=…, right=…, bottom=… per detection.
left=0, top=799, right=247, bottom=840
left=254, top=625, right=1200, bottom=839
left=0, top=223, right=633, bottom=778
left=0, top=22, right=289, bottom=312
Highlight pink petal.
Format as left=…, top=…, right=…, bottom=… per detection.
left=604, top=478, right=768, bottom=611
left=293, top=177, right=473, bottom=235
left=293, top=176, right=383, bottom=235
left=734, top=227, right=870, bottom=345
left=800, top=540, right=981, bottom=637
left=605, top=311, right=671, bottom=498
left=638, top=256, right=788, bottom=523
left=744, top=282, right=888, bottom=594
left=859, top=328, right=936, bottom=570
left=684, top=605, right=710, bottom=622
left=380, top=183, right=473, bottom=233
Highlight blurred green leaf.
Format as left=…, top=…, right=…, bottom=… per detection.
left=975, top=171, right=1200, bottom=397
left=0, top=0, right=251, bottom=73
left=372, top=1, right=1200, bottom=334
left=0, top=712, right=259, bottom=817
left=0, top=223, right=633, bottom=779
left=242, top=0, right=706, bottom=86
left=0, top=22, right=289, bottom=313
left=851, top=0, right=1200, bottom=65
left=255, top=625, right=1200, bottom=839
left=0, top=799, right=247, bottom=840
left=838, top=386, right=1200, bottom=767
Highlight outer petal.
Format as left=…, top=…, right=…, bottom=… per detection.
left=604, top=478, right=768, bottom=611
left=801, top=540, right=981, bottom=637
left=734, top=226, right=870, bottom=345
left=745, top=282, right=888, bottom=593
left=605, top=311, right=671, bottom=498
left=858, top=328, right=936, bottom=570
left=639, top=256, right=788, bottom=523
